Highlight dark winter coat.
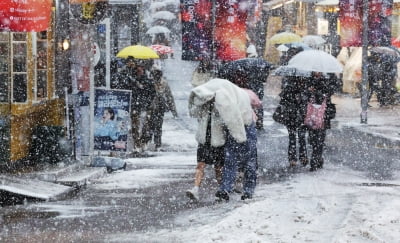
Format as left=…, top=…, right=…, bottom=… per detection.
left=150, top=77, right=178, bottom=116
left=303, top=74, right=339, bottom=130
left=273, top=74, right=339, bottom=130
left=273, top=76, right=308, bottom=129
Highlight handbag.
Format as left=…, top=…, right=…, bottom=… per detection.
left=272, top=104, right=286, bottom=124
left=304, top=98, right=327, bottom=130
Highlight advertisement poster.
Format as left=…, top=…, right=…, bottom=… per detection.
left=368, top=0, right=393, bottom=47
left=339, top=0, right=363, bottom=47
left=94, top=89, right=131, bottom=152
left=214, top=0, right=249, bottom=61
left=0, top=0, right=52, bottom=32
left=339, top=0, right=393, bottom=47
left=180, top=0, right=213, bottom=60
left=181, top=0, right=258, bottom=61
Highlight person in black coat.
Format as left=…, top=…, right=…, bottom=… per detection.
left=273, top=75, right=309, bottom=167
left=304, top=72, right=339, bottom=171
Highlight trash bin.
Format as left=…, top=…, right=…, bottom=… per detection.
left=29, top=126, right=72, bottom=164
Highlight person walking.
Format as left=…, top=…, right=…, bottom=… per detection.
left=141, top=66, right=178, bottom=150
left=186, top=62, right=223, bottom=201
left=273, top=75, right=309, bottom=167
left=129, top=59, right=156, bottom=154
left=303, top=72, right=339, bottom=171
left=188, top=78, right=257, bottom=201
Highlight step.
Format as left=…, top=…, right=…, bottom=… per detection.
left=0, top=175, right=74, bottom=201
left=55, top=167, right=106, bottom=187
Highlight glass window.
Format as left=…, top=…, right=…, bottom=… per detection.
left=36, top=31, right=48, bottom=100
left=36, top=71, right=47, bottom=99
left=12, top=74, right=27, bottom=102
left=0, top=74, right=8, bottom=102
left=0, top=33, right=9, bottom=103
left=11, top=33, right=27, bottom=103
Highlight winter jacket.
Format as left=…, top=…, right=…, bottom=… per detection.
left=150, top=77, right=178, bottom=116
left=275, top=74, right=339, bottom=129
left=189, top=78, right=253, bottom=147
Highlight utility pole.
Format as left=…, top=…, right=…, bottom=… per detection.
left=360, top=0, right=369, bottom=124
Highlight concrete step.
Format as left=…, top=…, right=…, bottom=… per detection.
left=56, top=167, right=106, bottom=187
left=0, top=175, right=74, bottom=201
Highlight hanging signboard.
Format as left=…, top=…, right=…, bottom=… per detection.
left=339, top=0, right=393, bottom=47
left=214, top=0, right=252, bottom=61
left=180, top=0, right=258, bottom=61
left=93, top=89, right=131, bottom=152
left=180, top=0, right=213, bottom=61
left=339, top=0, right=363, bottom=47
left=0, top=0, right=52, bottom=32
left=368, top=0, right=393, bottom=47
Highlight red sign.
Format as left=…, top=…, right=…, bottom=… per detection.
left=0, top=0, right=52, bottom=32
left=339, top=0, right=363, bottom=47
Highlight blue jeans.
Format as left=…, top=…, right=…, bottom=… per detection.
left=219, top=123, right=258, bottom=195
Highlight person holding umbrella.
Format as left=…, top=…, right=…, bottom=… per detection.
left=303, top=72, right=340, bottom=171
left=128, top=59, right=156, bottom=154
left=273, top=74, right=309, bottom=167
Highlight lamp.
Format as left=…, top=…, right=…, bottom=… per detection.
left=62, top=39, right=70, bottom=51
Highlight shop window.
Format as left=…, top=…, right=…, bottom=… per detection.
left=36, top=31, right=47, bottom=100
left=0, top=33, right=9, bottom=103
left=12, top=74, right=27, bottom=103
left=11, top=33, right=27, bottom=103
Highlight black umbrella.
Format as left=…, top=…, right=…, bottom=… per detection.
left=218, top=58, right=273, bottom=83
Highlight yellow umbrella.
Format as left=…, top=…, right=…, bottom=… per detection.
left=269, top=32, right=302, bottom=45
left=116, top=45, right=159, bottom=59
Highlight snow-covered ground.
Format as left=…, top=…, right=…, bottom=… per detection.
left=101, top=128, right=400, bottom=242
left=92, top=103, right=400, bottom=243
left=103, top=43, right=400, bottom=243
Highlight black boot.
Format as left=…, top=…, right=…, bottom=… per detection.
left=215, top=190, right=229, bottom=202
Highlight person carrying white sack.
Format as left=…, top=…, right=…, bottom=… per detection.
left=188, top=78, right=258, bottom=201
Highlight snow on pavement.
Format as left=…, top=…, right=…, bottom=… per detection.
left=106, top=165, right=400, bottom=243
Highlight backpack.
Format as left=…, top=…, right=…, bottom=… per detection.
left=304, top=98, right=326, bottom=130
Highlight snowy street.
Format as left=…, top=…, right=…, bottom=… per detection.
left=1, top=45, right=400, bottom=242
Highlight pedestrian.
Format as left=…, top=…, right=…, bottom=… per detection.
left=129, top=59, right=156, bottom=154
left=188, top=79, right=257, bottom=201
left=186, top=63, right=223, bottom=202
left=141, top=66, right=178, bottom=150
left=367, top=52, right=398, bottom=106
left=303, top=72, right=339, bottom=171
left=273, top=75, right=309, bottom=167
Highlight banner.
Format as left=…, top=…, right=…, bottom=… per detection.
left=94, top=89, right=131, bottom=152
left=0, top=0, right=52, bottom=32
left=339, top=0, right=393, bottom=47
left=368, top=0, right=392, bottom=47
left=339, top=0, right=363, bottom=47
left=214, top=0, right=251, bottom=61
left=180, top=0, right=213, bottom=61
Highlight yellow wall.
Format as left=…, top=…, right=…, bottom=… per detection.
left=10, top=99, right=64, bottom=162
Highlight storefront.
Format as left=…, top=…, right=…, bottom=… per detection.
left=0, top=2, right=66, bottom=169
left=262, top=0, right=319, bottom=63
